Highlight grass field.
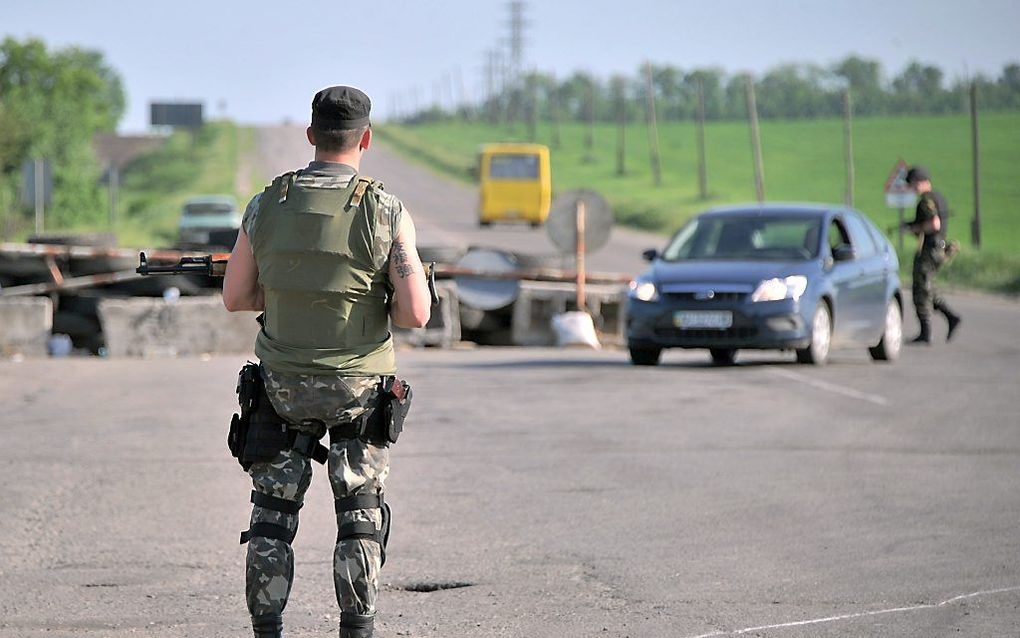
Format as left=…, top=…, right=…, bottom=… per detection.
left=377, top=113, right=1020, bottom=293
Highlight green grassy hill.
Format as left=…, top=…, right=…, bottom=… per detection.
left=377, top=113, right=1020, bottom=293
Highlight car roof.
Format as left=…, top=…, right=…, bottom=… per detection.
left=184, top=195, right=237, bottom=207
left=697, top=202, right=859, bottom=219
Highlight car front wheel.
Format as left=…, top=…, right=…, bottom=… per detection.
left=796, top=302, right=831, bottom=365
left=629, top=347, right=662, bottom=366
left=868, top=300, right=902, bottom=362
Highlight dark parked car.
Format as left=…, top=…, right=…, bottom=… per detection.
left=626, top=204, right=903, bottom=366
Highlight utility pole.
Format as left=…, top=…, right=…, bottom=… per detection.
left=504, top=1, right=528, bottom=127
left=696, top=76, right=709, bottom=199
left=744, top=74, right=765, bottom=203
left=970, top=81, right=982, bottom=248
left=843, top=88, right=855, bottom=207
left=644, top=62, right=662, bottom=187
left=613, top=76, right=627, bottom=176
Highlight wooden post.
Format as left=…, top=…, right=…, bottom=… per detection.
left=584, top=80, right=595, bottom=161
left=550, top=81, right=562, bottom=150
left=34, top=158, right=44, bottom=234
left=575, top=199, right=587, bottom=311
left=615, top=81, right=627, bottom=176
left=970, top=81, right=982, bottom=248
left=744, top=75, right=765, bottom=203
left=108, top=163, right=119, bottom=228
left=696, top=76, right=708, bottom=199
left=843, top=88, right=855, bottom=207
left=644, top=62, right=662, bottom=187
left=897, top=207, right=905, bottom=253
left=527, top=74, right=538, bottom=142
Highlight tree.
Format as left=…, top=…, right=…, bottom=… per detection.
left=0, top=37, right=125, bottom=231
left=832, top=55, right=885, bottom=115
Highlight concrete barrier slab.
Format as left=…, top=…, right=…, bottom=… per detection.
left=393, top=281, right=461, bottom=348
left=98, top=296, right=259, bottom=357
left=0, top=297, right=53, bottom=357
left=511, top=281, right=627, bottom=347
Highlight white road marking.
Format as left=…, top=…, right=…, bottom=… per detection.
left=685, top=585, right=1020, bottom=638
left=768, top=367, right=889, bottom=406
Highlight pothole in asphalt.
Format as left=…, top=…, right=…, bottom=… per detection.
left=398, top=581, right=473, bottom=593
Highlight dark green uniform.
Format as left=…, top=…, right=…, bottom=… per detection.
left=909, top=190, right=960, bottom=341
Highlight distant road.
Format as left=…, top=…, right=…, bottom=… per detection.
left=253, top=125, right=666, bottom=276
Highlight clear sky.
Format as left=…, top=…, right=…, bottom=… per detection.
left=4, top=0, right=1018, bottom=132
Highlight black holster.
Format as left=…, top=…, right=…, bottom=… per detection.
left=228, top=363, right=328, bottom=470
left=326, top=376, right=413, bottom=447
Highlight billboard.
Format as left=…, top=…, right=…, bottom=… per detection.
left=150, top=102, right=204, bottom=128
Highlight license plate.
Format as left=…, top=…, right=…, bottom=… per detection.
left=673, top=311, right=733, bottom=329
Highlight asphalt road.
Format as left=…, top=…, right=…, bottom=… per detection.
left=2, top=128, right=1018, bottom=637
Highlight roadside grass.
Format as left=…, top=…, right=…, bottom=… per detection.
left=377, top=113, right=1020, bottom=294
left=12, top=121, right=250, bottom=249
left=114, top=121, right=247, bottom=248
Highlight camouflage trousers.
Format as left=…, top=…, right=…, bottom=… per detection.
left=912, top=250, right=946, bottom=322
left=245, top=369, right=389, bottom=622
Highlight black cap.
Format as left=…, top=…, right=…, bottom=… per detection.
left=905, top=166, right=930, bottom=184
left=311, top=86, right=371, bottom=130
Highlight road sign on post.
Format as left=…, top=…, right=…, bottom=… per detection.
left=884, top=159, right=916, bottom=252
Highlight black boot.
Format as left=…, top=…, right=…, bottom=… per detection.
left=339, top=611, right=374, bottom=638
left=252, top=612, right=283, bottom=638
left=937, top=302, right=962, bottom=341
left=909, top=318, right=932, bottom=344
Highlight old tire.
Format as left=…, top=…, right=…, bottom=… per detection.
left=796, top=302, right=831, bottom=365
left=869, top=300, right=903, bottom=362
left=629, top=347, right=662, bottom=366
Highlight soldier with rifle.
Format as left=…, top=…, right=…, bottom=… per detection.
left=901, top=166, right=961, bottom=344
left=221, top=86, right=430, bottom=638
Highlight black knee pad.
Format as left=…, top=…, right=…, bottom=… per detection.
left=241, top=490, right=301, bottom=545
left=335, top=493, right=390, bottom=566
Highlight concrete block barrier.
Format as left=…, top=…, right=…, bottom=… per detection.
left=97, top=296, right=259, bottom=357
left=0, top=297, right=53, bottom=357
left=511, top=281, right=627, bottom=347
left=393, top=281, right=461, bottom=348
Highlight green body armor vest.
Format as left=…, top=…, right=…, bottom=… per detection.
left=250, top=171, right=398, bottom=375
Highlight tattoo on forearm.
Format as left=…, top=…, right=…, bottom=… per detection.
left=391, top=240, right=414, bottom=279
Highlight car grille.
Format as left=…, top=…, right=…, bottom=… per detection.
left=662, top=292, right=747, bottom=303
left=654, top=327, right=759, bottom=341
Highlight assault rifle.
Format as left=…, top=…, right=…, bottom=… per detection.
left=136, top=252, right=441, bottom=305
left=136, top=252, right=230, bottom=277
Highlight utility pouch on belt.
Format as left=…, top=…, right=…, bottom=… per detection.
left=380, top=376, right=412, bottom=444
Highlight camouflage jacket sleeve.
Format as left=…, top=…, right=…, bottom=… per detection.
left=241, top=192, right=263, bottom=238
left=372, top=186, right=405, bottom=245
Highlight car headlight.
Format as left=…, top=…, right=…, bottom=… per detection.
left=751, top=276, right=808, bottom=302
left=628, top=279, right=659, bottom=302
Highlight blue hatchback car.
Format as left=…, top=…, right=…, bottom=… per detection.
left=626, top=204, right=904, bottom=366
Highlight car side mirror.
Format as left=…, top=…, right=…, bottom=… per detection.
left=642, top=248, right=659, bottom=262
left=832, top=244, right=856, bottom=262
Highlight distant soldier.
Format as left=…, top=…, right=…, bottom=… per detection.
left=903, top=166, right=961, bottom=343
left=223, top=86, right=431, bottom=638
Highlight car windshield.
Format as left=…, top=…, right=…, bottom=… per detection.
left=662, top=215, right=823, bottom=261
left=488, top=154, right=539, bottom=179
left=184, top=202, right=235, bottom=216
